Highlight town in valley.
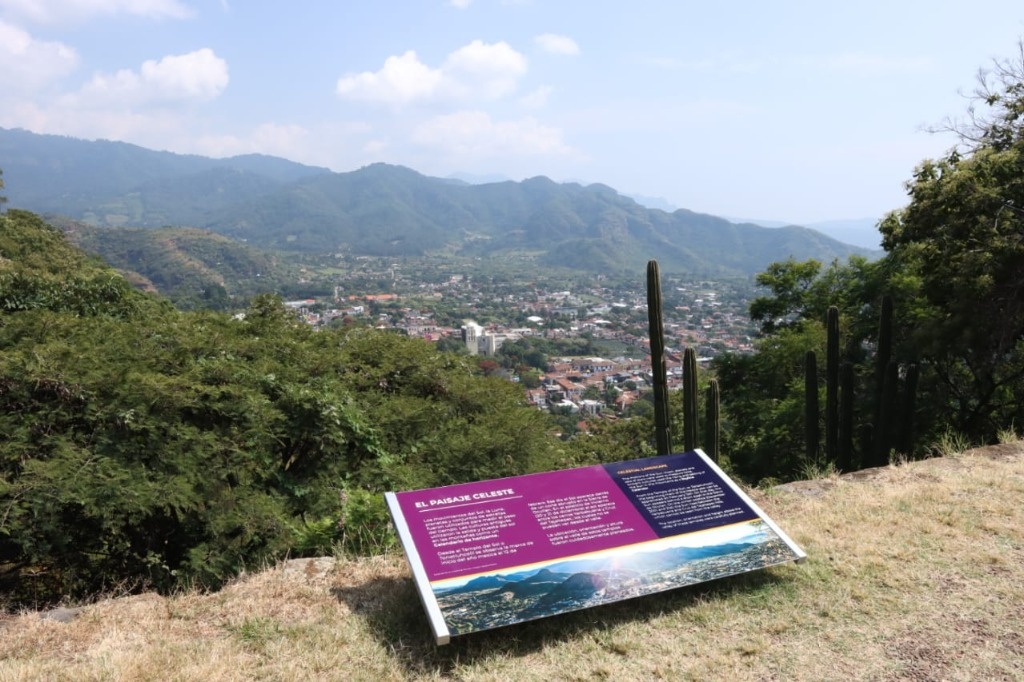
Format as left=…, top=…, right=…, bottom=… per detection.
left=276, top=255, right=761, bottom=425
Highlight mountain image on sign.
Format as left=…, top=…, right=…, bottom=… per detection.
left=431, top=519, right=797, bottom=637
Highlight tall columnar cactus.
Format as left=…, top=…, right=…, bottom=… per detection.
left=646, top=260, right=673, bottom=455
left=873, top=360, right=898, bottom=466
left=872, top=294, right=894, bottom=460
left=683, top=346, right=699, bottom=451
left=899, top=362, right=920, bottom=457
left=839, top=360, right=855, bottom=471
left=705, top=378, right=721, bottom=463
left=825, top=306, right=840, bottom=465
left=805, top=349, right=820, bottom=463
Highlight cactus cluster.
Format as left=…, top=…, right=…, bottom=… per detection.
left=805, top=295, right=918, bottom=472
left=648, top=267, right=920, bottom=472
left=646, top=260, right=721, bottom=462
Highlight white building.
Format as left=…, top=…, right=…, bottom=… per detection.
left=461, top=321, right=483, bottom=355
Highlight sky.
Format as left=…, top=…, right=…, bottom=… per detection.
left=2, top=1, right=1024, bottom=225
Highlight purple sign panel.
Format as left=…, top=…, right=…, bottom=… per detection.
left=385, top=449, right=805, bottom=645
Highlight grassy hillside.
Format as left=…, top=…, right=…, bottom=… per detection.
left=55, top=220, right=297, bottom=307
left=3, top=446, right=1021, bottom=681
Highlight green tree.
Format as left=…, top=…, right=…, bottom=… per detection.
left=880, top=43, right=1024, bottom=441
left=748, top=259, right=822, bottom=334
left=715, top=321, right=826, bottom=481
left=435, top=335, right=469, bottom=354
left=495, top=337, right=548, bottom=370
left=719, top=42, right=1024, bottom=481
left=519, top=372, right=541, bottom=389
left=0, top=210, right=566, bottom=605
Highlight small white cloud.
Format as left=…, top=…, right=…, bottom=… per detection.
left=71, top=48, right=228, bottom=107
left=0, top=0, right=192, bottom=23
left=443, top=40, right=527, bottom=98
left=336, top=50, right=443, bottom=105
left=139, top=49, right=229, bottom=99
left=535, top=33, right=579, bottom=56
left=412, top=111, right=570, bottom=158
left=0, top=19, right=78, bottom=90
left=337, top=40, right=527, bottom=106
left=448, top=0, right=473, bottom=7
left=519, top=85, right=552, bottom=109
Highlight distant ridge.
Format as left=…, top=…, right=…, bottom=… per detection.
left=729, top=214, right=882, bottom=250
left=0, top=127, right=873, bottom=276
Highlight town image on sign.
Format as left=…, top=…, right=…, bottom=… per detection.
left=385, top=449, right=805, bottom=645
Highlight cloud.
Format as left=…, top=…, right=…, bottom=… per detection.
left=193, top=123, right=314, bottom=159
left=336, top=50, right=443, bottom=105
left=412, top=111, right=571, bottom=158
left=519, top=85, right=552, bottom=109
left=0, top=19, right=78, bottom=90
left=1, top=46, right=229, bottom=155
left=137, top=48, right=228, bottom=99
left=448, top=0, right=473, bottom=7
left=443, top=40, right=527, bottom=98
left=71, top=48, right=229, bottom=106
left=337, top=40, right=527, bottom=106
left=0, top=0, right=192, bottom=23
left=534, top=33, right=579, bottom=56
left=0, top=101, right=188, bottom=147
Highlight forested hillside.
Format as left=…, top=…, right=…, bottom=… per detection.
left=53, top=218, right=298, bottom=309
left=0, top=128, right=870, bottom=276
left=0, top=209, right=573, bottom=605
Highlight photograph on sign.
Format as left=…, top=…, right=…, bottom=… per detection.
left=385, top=449, right=805, bottom=644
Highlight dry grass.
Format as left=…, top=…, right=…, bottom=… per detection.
left=2, top=446, right=1023, bottom=681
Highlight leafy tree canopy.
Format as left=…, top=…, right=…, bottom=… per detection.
left=723, top=41, right=1024, bottom=482
left=0, top=208, right=563, bottom=605
left=880, top=42, right=1024, bottom=439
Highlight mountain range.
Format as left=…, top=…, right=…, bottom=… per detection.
left=0, top=127, right=876, bottom=277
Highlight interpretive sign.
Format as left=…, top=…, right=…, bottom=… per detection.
left=385, top=449, right=805, bottom=644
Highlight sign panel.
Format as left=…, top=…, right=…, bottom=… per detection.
left=385, top=449, right=805, bottom=644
